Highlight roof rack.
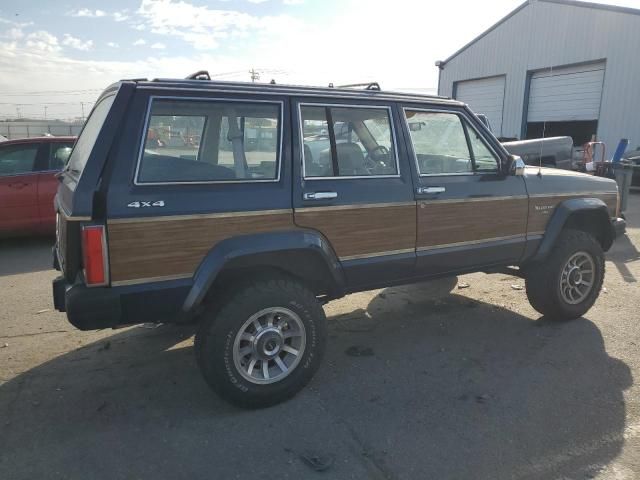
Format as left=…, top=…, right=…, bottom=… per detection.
left=337, top=82, right=381, bottom=91
left=185, top=70, right=211, bottom=80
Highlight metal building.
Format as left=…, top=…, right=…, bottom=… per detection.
left=436, top=0, right=640, bottom=153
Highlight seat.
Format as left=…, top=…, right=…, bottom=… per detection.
left=305, top=143, right=333, bottom=177
left=335, top=142, right=369, bottom=176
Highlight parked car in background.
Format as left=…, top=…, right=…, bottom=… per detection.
left=0, top=136, right=75, bottom=237
left=502, top=136, right=575, bottom=170
left=622, top=147, right=640, bottom=186
left=473, top=112, right=576, bottom=169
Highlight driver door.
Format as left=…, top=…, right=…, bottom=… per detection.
left=292, top=100, right=417, bottom=289
left=402, top=106, right=529, bottom=275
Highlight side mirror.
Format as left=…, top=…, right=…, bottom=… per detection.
left=503, top=154, right=526, bottom=176
left=513, top=155, right=526, bottom=176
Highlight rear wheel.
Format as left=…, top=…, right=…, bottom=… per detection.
left=195, top=275, right=327, bottom=408
left=525, top=229, right=605, bottom=320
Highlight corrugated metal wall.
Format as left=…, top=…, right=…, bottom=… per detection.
left=439, top=0, right=640, bottom=151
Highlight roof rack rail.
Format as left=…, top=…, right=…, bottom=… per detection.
left=337, top=82, right=381, bottom=91
left=185, top=70, right=211, bottom=80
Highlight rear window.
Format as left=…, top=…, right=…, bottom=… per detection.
left=137, top=98, right=281, bottom=184
left=66, top=95, right=115, bottom=178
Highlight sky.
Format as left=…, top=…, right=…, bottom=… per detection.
left=1, top=0, right=639, bottom=120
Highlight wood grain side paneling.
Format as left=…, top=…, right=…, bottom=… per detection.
left=527, top=193, right=618, bottom=233
left=294, top=204, right=416, bottom=259
left=108, top=211, right=295, bottom=282
left=417, top=198, right=529, bottom=248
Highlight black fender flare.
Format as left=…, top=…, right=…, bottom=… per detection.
left=182, top=229, right=345, bottom=313
left=529, top=197, right=613, bottom=263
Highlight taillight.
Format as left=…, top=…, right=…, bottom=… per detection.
left=81, top=224, right=108, bottom=287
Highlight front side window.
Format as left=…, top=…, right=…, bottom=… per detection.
left=138, top=99, right=280, bottom=183
left=467, top=128, right=499, bottom=172
left=405, top=110, right=499, bottom=175
left=405, top=111, right=472, bottom=175
left=0, top=145, right=38, bottom=177
left=301, top=105, right=397, bottom=178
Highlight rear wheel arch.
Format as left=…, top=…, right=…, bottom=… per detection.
left=182, top=230, right=345, bottom=315
left=214, top=250, right=340, bottom=297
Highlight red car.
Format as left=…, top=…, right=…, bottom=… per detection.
left=0, top=136, right=75, bottom=237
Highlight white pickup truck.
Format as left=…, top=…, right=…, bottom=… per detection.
left=475, top=113, right=575, bottom=170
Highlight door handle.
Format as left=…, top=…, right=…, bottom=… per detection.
left=417, top=186, right=445, bottom=194
left=303, top=191, right=338, bottom=201
left=8, top=182, right=28, bottom=189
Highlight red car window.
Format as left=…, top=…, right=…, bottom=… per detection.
left=0, top=145, right=38, bottom=176
left=49, top=143, right=74, bottom=170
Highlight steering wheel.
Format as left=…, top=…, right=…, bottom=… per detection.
left=365, top=145, right=390, bottom=170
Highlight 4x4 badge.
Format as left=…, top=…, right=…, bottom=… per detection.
left=127, top=200, right=165, bottom=208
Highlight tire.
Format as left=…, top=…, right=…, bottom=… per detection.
left=195, top=274, right=327, bottom=408
left=525, top=229, right=605, bottom=320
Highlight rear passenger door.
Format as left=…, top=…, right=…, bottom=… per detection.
left=292, top=100, right=416, bottom=289
left=401, top=106, right=528, bottom=275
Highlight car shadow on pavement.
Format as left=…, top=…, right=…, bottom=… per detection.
left=606, top=234, right=639, bottom=283
left=607, top=191, right=639, bottom=283
left=0, top=285, right=632, bottom=480
left=0, top=236, right=54, bottom=277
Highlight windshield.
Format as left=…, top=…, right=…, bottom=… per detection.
left=65, top=94, right=115, bottom=178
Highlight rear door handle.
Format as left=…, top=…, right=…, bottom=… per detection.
left=417, top=186, right=445, bottom=194
left=8, top=182, right=29, bottom=189
left=303, top=191, right=338, bottom=201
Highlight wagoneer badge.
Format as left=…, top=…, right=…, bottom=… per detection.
left=534, top=205, right=554, bottom=213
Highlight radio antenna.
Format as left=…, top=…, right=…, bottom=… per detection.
left=537, top=65, right=552, bottom=177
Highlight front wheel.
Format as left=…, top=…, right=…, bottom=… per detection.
left=525, top=229, right=605, bottom=320
left=195, top=275, right=327, bottom=408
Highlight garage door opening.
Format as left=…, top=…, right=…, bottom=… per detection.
left=526, top=120, right=598, bottom=146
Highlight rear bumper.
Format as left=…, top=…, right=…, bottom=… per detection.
left=52, top=275, right=191, bottom=331
left=612, top=217, right=626, bottom=239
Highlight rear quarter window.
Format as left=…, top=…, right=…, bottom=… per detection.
left=66, top=95, right=115, bottom=178
left=137, top=98, right=281, bottom=184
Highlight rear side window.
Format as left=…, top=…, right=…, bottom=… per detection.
left=0, top=145, right=38, bottom=176
left=301, top=105, right=398, bottom=178
left=137, top=99, right=281, bottom=184
left=66, top=95, right=115, bottom=178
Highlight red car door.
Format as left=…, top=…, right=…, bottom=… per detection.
left=37, top=141, right=74, bottom=233
left=0, top=143, right=40, bottom=236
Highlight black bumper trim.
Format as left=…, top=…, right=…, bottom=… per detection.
left=52, top=276, right=191, bottom=331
